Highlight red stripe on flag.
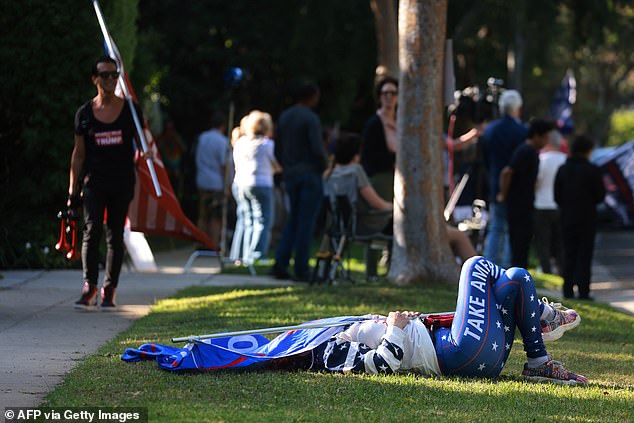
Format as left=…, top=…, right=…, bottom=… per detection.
left=204, top=356, right=248, bottom=370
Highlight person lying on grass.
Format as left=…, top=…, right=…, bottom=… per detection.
left=308, top=256, right=584, bottom=385
left=126, top=256, right=583, bottom=385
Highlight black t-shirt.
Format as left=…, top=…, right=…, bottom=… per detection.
left=74, top=100, right=143, bottom=189
left=507, top=142, right=539, bottom=213
left=360, top=114, right=396, bottom=177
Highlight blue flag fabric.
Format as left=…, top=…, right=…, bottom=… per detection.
left=121, top=315, right=371, bottom=371
left=595, top=140, right=634, bottom=226
left=550, top=70, right=576, bottom=135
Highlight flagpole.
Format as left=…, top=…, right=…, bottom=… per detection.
left=91, top=0, right=162, bottom=197
left=219, top=99, right=235, bottom=260
left=171, top=312, right=454, bottom=343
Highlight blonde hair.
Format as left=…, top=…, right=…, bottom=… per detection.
left=231, top=115, right=249, bottom=146
left=244, top=110, right=273, bottom=138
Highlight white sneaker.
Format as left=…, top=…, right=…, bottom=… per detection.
left=541, top=298, right=581, bottom=342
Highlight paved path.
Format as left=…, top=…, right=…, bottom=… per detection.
left=1, top=229, right=633, bottom=409
left=589, top=229, right=634, bottom=315
left=0, top=250, right=290, bottom=409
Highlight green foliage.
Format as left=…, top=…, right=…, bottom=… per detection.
left=0, top=1, right=101, bottom=268
left=447, top=1, right=634, bottom=141
left=607, top=109, right=634, bottom=147
left=44, top=285, right=634, bottom=421
left=105, top=0, right=139, bottom=74
left=0, top=0, right=140, bottom=268
left=135, top=0, right=377, bottom=140
left=5, top=0, right=634, bottom=268
left=448, top=0, right=565, bottom=118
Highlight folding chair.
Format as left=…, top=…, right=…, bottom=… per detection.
left=312, top=171, right=392, bottom=284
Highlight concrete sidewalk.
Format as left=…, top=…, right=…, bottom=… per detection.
left=587, top=229, right=634, bottom=315
left=0, top=249, right=291, bottom=409
left=1, top=229, right=633, bottom=409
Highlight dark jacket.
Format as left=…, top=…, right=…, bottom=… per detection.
left=554, top=156, right=606, bottom=225
left=275, top=104, right=327, bottom=179
left=360, top=114, right=395, bottom=177
left=480, top=115, right=528, bottom=201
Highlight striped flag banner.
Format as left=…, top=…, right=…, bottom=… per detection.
left=92, top=0, right=215, bottom=250
left=121, top=315, right=371, bottom=371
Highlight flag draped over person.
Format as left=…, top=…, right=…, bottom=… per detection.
left=93, top=0, right=214, bottom=250
left=121, top=315, right=369, bottom=371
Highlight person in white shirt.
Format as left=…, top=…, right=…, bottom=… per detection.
left=232, top=111, right=282, bottom=264
left=534, top=130, right=567, bottom=274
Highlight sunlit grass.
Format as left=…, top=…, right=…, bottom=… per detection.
left=531, top=271, right=564, bottom=292
left=44, top=284, right=634, bottom=422
left=222, top=242, right=387, bottom=283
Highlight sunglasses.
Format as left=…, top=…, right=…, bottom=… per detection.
left=97, top=71, right=120, bottom=79
left=381, top=90, right=398, bottom=96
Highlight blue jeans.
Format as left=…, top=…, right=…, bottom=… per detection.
left=229, top=183, right=244, bottom=261
left=237, top=185, right=274, bottom=262
left=484, top=202, right=511, bottom=268
left=274, top=172, right=323, bottom=278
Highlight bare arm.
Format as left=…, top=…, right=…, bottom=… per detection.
left=271, top=159, right=283, bottom=174
left=321, top=311, right=410, bottom=375
left=68, top=134, right=86, bottom=198
left=447, top=225, right=476, bottom=261
left=497, top=166, right=513, bottom=203
left=359, top=185, right=392, bottom=210
left=451, top=127, right=479, bottom=151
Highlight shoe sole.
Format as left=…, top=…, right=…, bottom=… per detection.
left=522, top=374, right=586, bottom=386
left=74, top=304, right=97, bottom=311
left=542, top=315, right=581, bottom=342
left=99, top=307, right=118, bottom=312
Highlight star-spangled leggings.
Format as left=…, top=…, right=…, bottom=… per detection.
left=434, top=256, right=547, bottom=378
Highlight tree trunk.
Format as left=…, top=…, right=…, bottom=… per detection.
left=507, top=0, right=525, bottom=91
left=370, top=0, right=399, bottom=81
left=388, top=0, right=458, bottom=285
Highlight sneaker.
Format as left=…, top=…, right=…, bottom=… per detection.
left=522, top=358, right=588, bottom=386
left=270, top=266, right=291, bottom=280
left=74, top=282, right=98, bottom=310
left=100, top=285, right=117, bottom=311
left=541, top=297, right=580, bottom=342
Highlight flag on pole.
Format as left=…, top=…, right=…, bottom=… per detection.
left=121, top=315, right=369, bottom=371
left=550, top=70, right=576, bottom=135
left=93, top=0, right=215, bottom=249
left=595, top=140, right=634, bottom=226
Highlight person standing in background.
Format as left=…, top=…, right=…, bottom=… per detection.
left=480, top=90, right=527, bottom=268
left=272, top=82, right=328, bottom=281
left=196, top=111, right=228, bottom=249
left=233, top=111, right=282, bottom=265
left=533, top=129, right=567, bottom=274
left=555, top=135, right=606, bottom=299
left=497, top=119, right=555, bottom=269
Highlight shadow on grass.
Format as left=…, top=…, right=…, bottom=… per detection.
left=44, top=283, right=634, bottom=421
left=57, top=360, right=633, bottom=421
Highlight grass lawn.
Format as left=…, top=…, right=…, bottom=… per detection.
left=44, top=279, right=634, bottom=422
